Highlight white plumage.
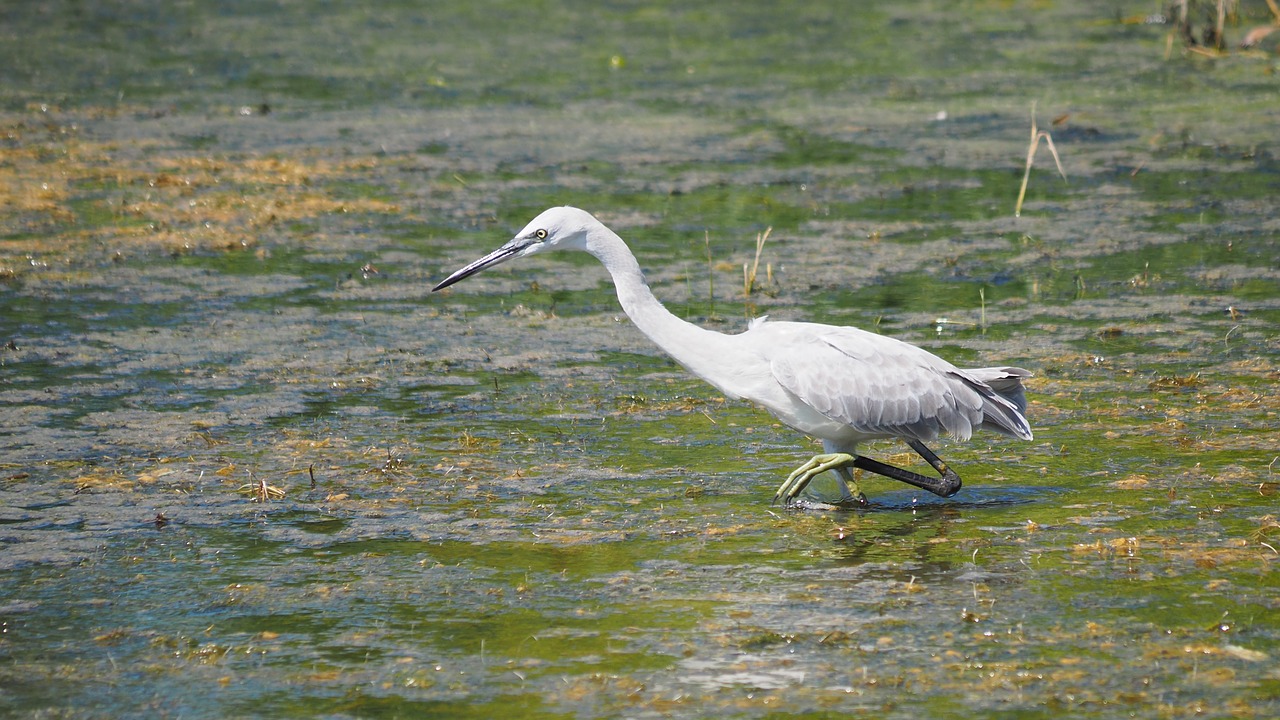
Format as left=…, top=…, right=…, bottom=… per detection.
left=434, top=206, right=1032, bottom=505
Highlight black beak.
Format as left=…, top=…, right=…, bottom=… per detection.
left=432, top=240, right=524, bottom=292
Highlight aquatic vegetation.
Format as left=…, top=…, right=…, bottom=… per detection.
left=1, top=1, right=1278, bottom=718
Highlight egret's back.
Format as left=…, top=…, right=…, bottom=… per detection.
left=738, top=319, right=1031, bottom=446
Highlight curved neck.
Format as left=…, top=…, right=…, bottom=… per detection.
left=586, top=227, right=742, bottom=397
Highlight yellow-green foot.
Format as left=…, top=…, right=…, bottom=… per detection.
left=773, top=453, right=863, bottom=506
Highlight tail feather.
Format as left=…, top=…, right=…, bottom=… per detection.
left=958, top=366, right=1033, bottom=441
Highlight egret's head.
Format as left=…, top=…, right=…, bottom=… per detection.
left=432, top=206, right=594, bottom=291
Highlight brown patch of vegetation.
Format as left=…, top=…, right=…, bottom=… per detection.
left=0, top=111, right=400, bottom=275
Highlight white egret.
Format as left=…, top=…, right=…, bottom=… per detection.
left=433, top=206, right=1032, bottom=506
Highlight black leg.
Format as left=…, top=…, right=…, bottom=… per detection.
left=851, top=439, right=963, bottom=498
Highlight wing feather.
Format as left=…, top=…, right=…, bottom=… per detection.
left=767, top=324, right=992, bottom=441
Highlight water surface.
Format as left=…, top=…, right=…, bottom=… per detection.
left=2, top=1, right=1278, bottom=717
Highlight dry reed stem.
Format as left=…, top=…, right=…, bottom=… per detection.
left=1015, top=101, right=1067, bottom=218
left=743, top=226, right=772, bottom=298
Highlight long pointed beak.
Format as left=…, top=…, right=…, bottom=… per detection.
left=432, top=240, right=523, bottom=292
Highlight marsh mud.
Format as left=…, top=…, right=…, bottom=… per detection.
left=2, top=1, right=1279, bottom=717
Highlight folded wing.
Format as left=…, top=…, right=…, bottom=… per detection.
left=767, top=324, right=1031, bottom=442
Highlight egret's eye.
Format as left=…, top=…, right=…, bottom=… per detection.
left=535, top=229, right=548, bottom=240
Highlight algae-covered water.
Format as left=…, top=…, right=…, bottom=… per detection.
left=2, top=1, right=1278, bottom=717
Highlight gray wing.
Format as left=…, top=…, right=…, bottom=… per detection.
left=768, top=325, right=989, bottom=441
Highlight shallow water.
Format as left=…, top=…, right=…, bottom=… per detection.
left=2, top=1, right=1279, bottom=718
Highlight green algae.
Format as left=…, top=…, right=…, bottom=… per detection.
left=2, top=0, right=1280, bottom=718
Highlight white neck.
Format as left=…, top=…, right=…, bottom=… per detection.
left=585, top=225, right=745, bottom=398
